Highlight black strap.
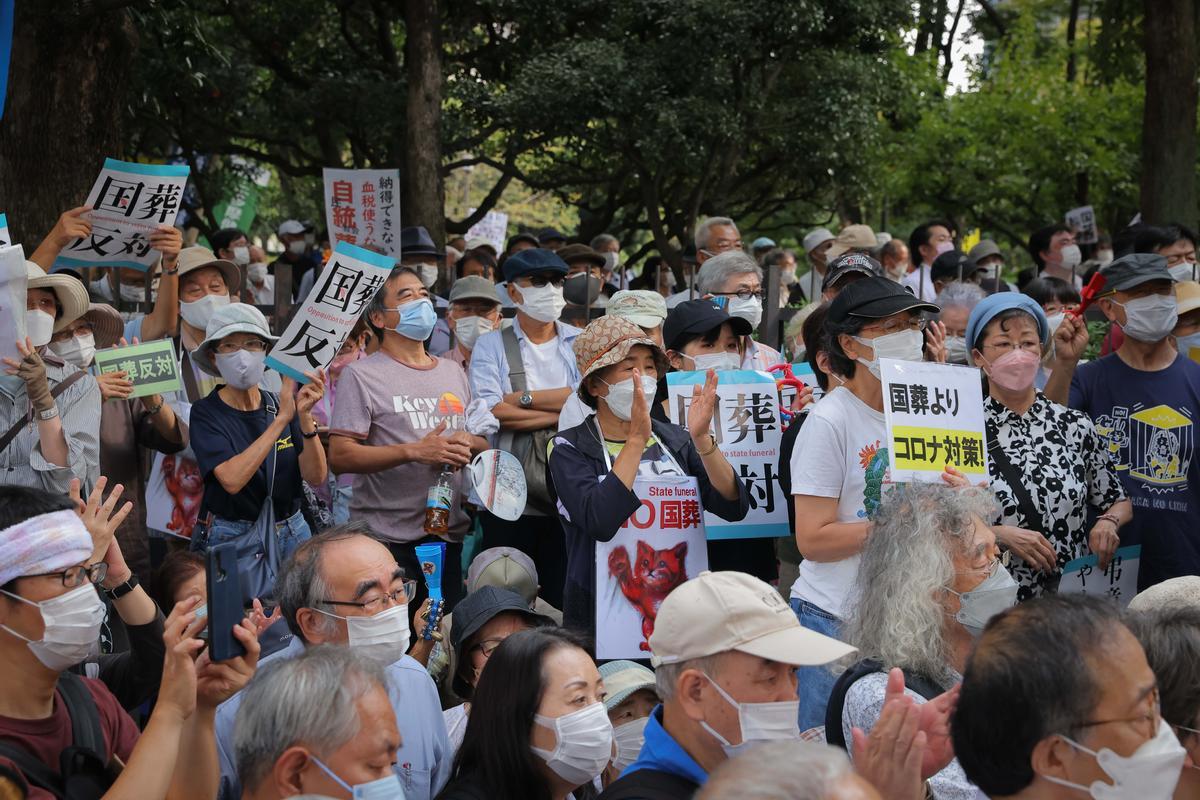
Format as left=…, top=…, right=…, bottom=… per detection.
left=180, top=344, right=203, bottom=403
left=0, top=369, right=87, bottom=457
left=500, top=326, right=527, bottom=392
left=597, top=767, right=700, bottom=800
left=824, top=659, right=944, bottom=752
left=0, top=673, right=106, bottom=798
left=0, top=742, right=64, bottom=797
left=987, top=436, right=1043, bottom=533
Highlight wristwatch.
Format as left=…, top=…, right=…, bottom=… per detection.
left=103, top=574, right=139, bottom=601
left=519, top=391, right=534, bottom=408
left=37, top=406, right=59, bottom=421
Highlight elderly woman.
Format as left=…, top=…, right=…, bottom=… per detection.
left=933, top=282, right=986, bottom=365
left=832, top=483, right=1015, bottom=800
left=547, top=315, right=748, bottom=636
left=966, top=294, right=1131, bottom=600
left=187, top=303, right=326, bottom=593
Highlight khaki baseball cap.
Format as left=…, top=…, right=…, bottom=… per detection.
left=608, top=290, right=668, bottom=329
left=648, top=571, right=856, bottom=667
left=824, top=224, right=878, bottom=263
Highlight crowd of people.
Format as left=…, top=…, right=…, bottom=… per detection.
left=0, top=198, right=1199, bottom=800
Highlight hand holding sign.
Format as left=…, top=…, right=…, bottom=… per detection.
left=924, top=320, right=948, bottom=364
left=48, top=206, right=93, bottom=249
left=149, top=224, right=182, bottom=267
left=294, top=369, right=326, bottom=416
left=1088, top=519, right=1121, bottom=571
left=3, top=337, right=53, bottom=412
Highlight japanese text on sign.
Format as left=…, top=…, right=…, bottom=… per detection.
left=323, top=168, right=401, bottom=258
left=466, top=210, right=509, bottom=253
left=93, top=339, right=182, bottom=398
left=1066, top=205, right=1098, bottom=246
left=1059, top=545, right=1141, bottom=608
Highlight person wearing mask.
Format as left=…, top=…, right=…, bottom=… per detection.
left=1136, top=224, right=1199, bottom=284
left=547, top=316, right=749, bottom=636
left=273, top=219, right=321, bottom=302
left=598, top=571, right=856, bottom=799
left=930, top=249, right=986, bottom=295
left=1028, top=224, right=1083, bottom=290
left=210, top=228, right=251, bottom=278
left=798, top=228, right=836, bottom=301
left=904, top=221, right=955, bottom=302
left=763, top=248, right=803, bottom=307
left=751, top=236, right=777, bottom=264
left=952, top=595, right=1187, bottom=800
left=235, top=646, right=402, bottom=800
left=400, top=226, right=447, bottom=302
left=695, top=250, right=783, bottom=371
left=878, top=238, right=911, bottom=284
left=457, top=248, right=498, bottom=282
left=597, top=661, right=660, bottom=789
left=469, top=248, right=581, bottom=608
left=245, top=244, right=275, bottom=307
left=1069, top=254, right=1200, bottom=591
left=694, top=217, right=742, bottom=266
left=558, top=243, right=608, bottom=326
left=968, top=239, right=1013, bottom=293
left=1174, top=280, right=1200, bottom=362
left=789, top=277, right=939, bottom=731
left=1, top=263, right=100, bottom=494
left=1021, top=276, right=1082, bottom=389
left=216, top=526, right=452, bottom=800
left=187, top=304, right=327, bottom=576
left=592, top=233, right=631, bottom=290
left=934, top=282, right=987, bottom=365
left=431, top=276, right=503, bottom=364
left=830, top=484, right=1011, bottom=799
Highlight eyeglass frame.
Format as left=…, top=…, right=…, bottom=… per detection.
left=710, top=289, right=765, bottom=302
left=214, top=338, right=269, bottom=355
left=22, top=563, right=109, bottom=588
left=1072, top=687, right=1162, bottom=741
left=319, top=580, right=417, bottom=614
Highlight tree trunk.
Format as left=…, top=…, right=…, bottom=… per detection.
left=1140, top=0, right=1198, bottom=227
left=402, top=0, right=446, bottom=249
left=0, top=5, right=137, bottom=246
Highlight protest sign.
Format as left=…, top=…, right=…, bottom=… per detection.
left=465, top=209, right=509, bottom=252
left=211, top=161, right=270, bottom=232
left=146, top=401, right=202, bottom=541
left=55, top=159, right=189, bottom=271
left=0, top=213, right=9, bottom=247
left=265, top=241, right=394, bottom=382
left=0, top=243, right=25, bottom=366
left=323, top=168, right=401, bottom=257
left=667, top=369, right=789, bottom=539
left=1059, top=545, right=1141, bottom=607
left=94, top=339, right=182, bottom=398
left=880, top=359, right=988, bottom=483
left=1066, top=205, right=1098, bottom=245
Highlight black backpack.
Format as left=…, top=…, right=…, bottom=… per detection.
left=824, top=658, right=945, bottom=752
left=0, top=672, right=116, bottom=799
left=597, top=768, right=700, bottom=800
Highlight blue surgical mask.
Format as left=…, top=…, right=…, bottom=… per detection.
left=387, top=299, right=437, bottom=341
left=310, top=755, right=406, bottom=800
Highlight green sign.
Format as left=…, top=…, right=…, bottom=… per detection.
left=211, top=176, right=261, bottom=232
left=94, top=339, right=182, bottom=398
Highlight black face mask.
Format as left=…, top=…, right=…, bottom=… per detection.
left=564, top=273, right=602, bottom=306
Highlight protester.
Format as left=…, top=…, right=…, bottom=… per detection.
left=1175, top=280, right=1200, bottom=360
left=246, top=245, right=275, bottom=307
left=0, top=263, right=100, bottom=493
left=1021, top=276, right=1082, bottom=388
left=821, top=253, right=884, bottom=301
left=799, top=228, right=836, bottom=301
left=968, top=239, right=1012, bottom=292
left=598, top=660, right=660, bottom=786
left=694, top=217, right=742, bottom=265
left=431, top=276, right=503, bottom=366
left=952, top=594, right=1185, bottom=799
left=934, top=282, right=985, bottom=364
left=1137, top=223, right=1199, bottom=284
left=149, top=549, right=207, bottom=614
left=456, top=247, right=498, bottom=283
left=210, top=228, right=251, bottom=275
left=930, top=249, right=984, bottom=294
left=824, top=225, right=878, bottom=267
left=216, top=525, right=452, bottom=800
left=591, top=233, right=628, bottom=290
left=1070, top=253, right=1200, bottom=590
left=1028, top=224, right=1083, bottom=289
left=878, top=238, right=911, bottom=284
left=763, top=248, right=803, bottom=306
left=695, top=250, right=784, bottom=370
left=400, top=226, right=447, bottom=300
left=235, top=646, right=402, bottom=800
left=696, top=742, right=885, bottom=800
left=469, top=247, right=581, bottom=608
left=308, top=321, right=371, bottom=525
left=538, top=228, right=567, bottom=251
left=904, top=221, right=955, bottom=301
left=547, top=316, right=749, bottom=635
left=274, top=220, right=322, bottom=301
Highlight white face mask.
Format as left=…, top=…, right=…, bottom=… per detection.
left=945, top=335, right=968, bottom=365
left=1, top=583, right=106, bottom=671
left=214, top=350, right=267, bottom=390
left=311, top=755, right=407, bottom=800
left=231, top=246, right=251, bottom=266
left=318, top=603, right=410, bottom=665
left=247, top=262, right=269, bottom=284
left=288, top=240, right=307, bottom=256
left=1169, top=263, right=1197, bottom=283
left=415, top=263, right=439, bottom=289
left=604, top=251, right=620, bottom=271
left=688, top=352, right=741, bottom=373
left=601, top=375, right=658, bottom=421
left=119, top=282, right=154, bottom=304
left=1113, top=294, right=1179, bottom=343
left=453, top=315, right=494, bottom=350
left=728, top=295, right=763, bottom=329
left=1058, top=244, right=1083, bottom=270
left=24, top=310, right=55, bottom=347
left=945, top=563, right=1018, bottom=637
left=179, top=292, right=230, bottom=330
left=1096, top=249, right=1115, bottom=266
left=1043, top=717, right=1186, bottom=799
left=515, top=282, right=567, bottom=323
left=611, top=716, right=649, bottom=774
left=851, top=327, right=925, bottom=380
left=699, top=673, right=800, bottom=758
left=531, top=701, right=615, bottom=786
left=49, top=333, right=97, bottom=369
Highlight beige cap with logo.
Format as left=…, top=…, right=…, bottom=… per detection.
left=648, top=571, right=856, bottom=668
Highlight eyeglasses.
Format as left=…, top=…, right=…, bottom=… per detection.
left=957, top=550, right=1011, bottom=576
left=712, top=289, right=764, bottom=301
left=25, top=563, right=108, bottom=588
left=215, top=339, right=268, bottom=354
left=1076, top=688, right=1161, bottom=740
left=320, top=581, right=417, bottom=614
left=861, top=318, right=927, bottom=335
left=469, top=635, right=513, bottom=659
left=981, top=339, right=1041, bottom=355
left=519, top=274, right=565, bottom=288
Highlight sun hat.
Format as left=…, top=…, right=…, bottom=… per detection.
left=193, top=302, right=278, bottom=377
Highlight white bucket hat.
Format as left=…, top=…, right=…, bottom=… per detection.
left=193, top=303, right=278, bottom=377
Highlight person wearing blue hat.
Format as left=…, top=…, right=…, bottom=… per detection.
left=965, top=293, right=1129, bottom=602
left=468, top=247, right=582, bottom=609
left=1069, top=252, right=1200, bottom=592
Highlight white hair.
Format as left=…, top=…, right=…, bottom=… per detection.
left=696, top=250, right=761, bottom=296
left=935, top=281, right=987, bottom=317
left=694, top=216, right=738, bottom=252
left=696, top=741, right=852, bottom=800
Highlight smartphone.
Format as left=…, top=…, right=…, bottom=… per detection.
left=205, top=543, right=246, bottom=662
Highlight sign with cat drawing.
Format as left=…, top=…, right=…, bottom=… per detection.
left=145, top=401, right=203, bottom=540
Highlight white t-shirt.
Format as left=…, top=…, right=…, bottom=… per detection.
left=788, top=386, right=888, bottom=618
left=524, top=336, right=570, bottom=390
left=248, top=275, right=275, bottom=306
left=902, top=264, right=937, bottom=302
left=558, top=392, right=591, bottom=432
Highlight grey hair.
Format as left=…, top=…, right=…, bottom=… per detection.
left=934, top=281, right=987, bottom=318
left=696, top=741, right=851, bottom=800
left=845, top=483, right=998, bottom=678
left=694, top=216, right=738, bottom=252
left=696, top=250, right=762, bottom=296
left=590, top=233, right=619, bottom=251
left=235, top=645, right=389, bottom=792
left=655, top=653, right=724, bottom=701
left=364, top=265, right=420, bottom=338
left=277, top=521, right=383, bottom=642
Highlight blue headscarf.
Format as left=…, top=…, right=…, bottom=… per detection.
left=965, top=293, right=1049, bottom=365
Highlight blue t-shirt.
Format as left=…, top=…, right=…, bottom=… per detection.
left=189, top=387, right=305, bottom=521
left=1069, top=353, right=1200, bottom=588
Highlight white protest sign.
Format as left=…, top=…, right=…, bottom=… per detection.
left=1066, top=205, right=1098, bottom=245
left=596, top=473, right=709, bottom=660
left=265, top=241, right=394, bottom=383
left=466, top=209, right=509, bottom=252
left=0, top=213, right=10, bottom=247
left=323, top=168, right=402, bottom=258
left=0, top=244, right=26, bottom=366
left=666, top=369, right=789, bottom=539
left=1059, top=545, right=1141, bottom=607
left=55, top=158, right=189, bottom=271
left=880, top=358, right=989, bottom=483
left=145, top=401, right=203, bottom=541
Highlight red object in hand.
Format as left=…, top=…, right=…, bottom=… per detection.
left=1070, top=273, right=1108, bottom=319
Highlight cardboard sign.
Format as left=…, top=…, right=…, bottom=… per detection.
left=465, top=209, right=509, bottom=253
left=323, top=168, right=401, bottom=257
left=1059, top=545, right=1141, bottom=607
left=595, top=473, right=709, bottom=659
left=145, top=401, right=202, bottom=540
left=265, top=241, right=394, bottom=382
left=0, top=243, right=25, bottom=366
left=55, top=158, right=189, bottom=271
left=0, top=213, right=10, bottom=247
left=666, top=369, right=789, bottom=539
left=880, top=359, right=988, bottom=483
left=93, top=338, right=183, bottom=398
left=1066, top=205, right=1098, bottom=245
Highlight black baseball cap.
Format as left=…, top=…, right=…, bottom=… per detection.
left=931, top=249, right=979, bottom=284
left=450, top=586, right=553, bottom=699
left=828, top=276, right=940, bottom=323
left=823, top=252, right=883, bottom=293
left=1099, top=253, right=1175, bottom=293
left=663, top=298, right=752, bottom=351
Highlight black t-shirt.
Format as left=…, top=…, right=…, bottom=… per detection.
left=190, top=387, right=305, bottom=521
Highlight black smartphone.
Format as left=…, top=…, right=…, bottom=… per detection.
left=205, top=543, right=246, bottom=662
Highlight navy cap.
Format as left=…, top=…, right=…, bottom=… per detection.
left=507, top=232, right=539, bottom=251
left=1100, top=252, right=1175, bottom=293
left=663, top=298, right=752, bottom=351
left=823, top=252, right=883, bottom=293
left=537, top=227, right=567, bottom=244
left=502, top=247, right=568, bottom=282
left=400, top=226, right=441, bottom=258
left=931, top=249, right=979, bottom=284
left=828, top=276, right=940, bottom=324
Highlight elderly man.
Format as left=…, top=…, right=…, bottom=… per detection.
left=214, top=525, right=452, bottom=800
left=797, top=228, right=835, bottom=301
left=952, top=594, right=1185, bottom=798
left=879, top=238, right=911, bottom=284
left=694, top=217, right=742, bottom=266
left=236, top=646, right=402, bottom=800
left=433, top=276, right=504, bottom=368
left=695, top=250, right=784, bottom=370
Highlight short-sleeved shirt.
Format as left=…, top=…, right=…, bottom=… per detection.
left=189, top=387, right=305, bottom=521
left=0, top=678, right=140, bottom=800
left=986, top=393, right=1126, bottom=600
left=1070, top=353, right=1200, bottom=589
left=331, top=351, right=473, bottom=543
left=788, top=386, right=888, bottom=618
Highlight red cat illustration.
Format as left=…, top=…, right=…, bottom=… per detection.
left=162, top=454, right=203, bottom=540
left=608, top=541, right=688, bottom=651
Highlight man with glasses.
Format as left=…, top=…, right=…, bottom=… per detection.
left=953, top=594, right=1185, bottom=798
left=695, top=249, right=784, bottom=371
left=214, top=525, right=452, bottom=800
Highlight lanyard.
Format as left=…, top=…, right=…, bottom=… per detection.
left=594, top=417, right=687, bottom=476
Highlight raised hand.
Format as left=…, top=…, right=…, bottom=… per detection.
left=277, top=377, right=298, bottom=424
left=686, top=368, right=719, bottom=442
left=193, top=620, right=260, bottom=708
left=852, top=692, right=926, bottom=800
left=295, top=369, right=326, bottom=415
left=156, top=597, right=207, bottom=723
left=70, top=476, right=133, bottom=565
left=248, top=598, right=282, bottom=636
left=3, top=338, right=53, bottom=413
left=49, top=206, right=93, bottom=248
left=629, top=368, right=652, bottom=444
left=1053, top=313, right=1090, bottom=364
left=149, top=224, right=183, bottom=267
left=924, top=321, right=947, bottom=364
